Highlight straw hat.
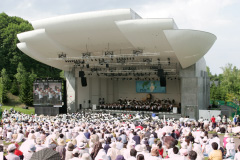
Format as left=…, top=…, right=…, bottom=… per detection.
left=81, top=153, right=91, bottom=160
left=67, top=143, right=75, bottom=151
left=151, top=147, right=159, bottom=156
left=72, top=148, right=79, bottom=154
left=36, top=138, right=42, bottom=145
left=71, top=139, right=77, bottom=146
left=135, top=145, right=143, bottom=152
left=29, top=144, right=36, bottom=152
left=7, top=144, right=16, bottom=151
left=58, top=139, right=66, bottom=146
left=78, top=142, right=86, bottom=149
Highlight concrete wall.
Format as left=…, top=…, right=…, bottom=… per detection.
left=199, top=110, right=221, bottom=120
left=65, top=70, right=77, bottom=113
left=180, top=57, right=210, bottom=119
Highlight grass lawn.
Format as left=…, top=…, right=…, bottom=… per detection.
left=1, top=105, right=35, bottom=115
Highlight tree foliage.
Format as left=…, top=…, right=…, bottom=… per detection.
left=208, top=64, right=240, bottom=104
left=0, top=13, right=62, bottom=105
left=0, top=68, right=10, bottom=103
left=0, top=12, right=61, bottom=78
left=15, top=63, right=37, bottom=105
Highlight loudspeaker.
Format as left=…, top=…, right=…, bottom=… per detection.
left=106, top=64, right=109, bottom=68
left=81, top=77, right=87, bottom=87
left=86, top=64, right=89, bottom=68
left=79, top=104, right=82, bottom=110
left=160, top=77, right=166, bottom=87
left=157, top=69, right=164, bottom=77
left=79, top=71, right=85, bottom=77
left=88, top=100, right=91, bottom=104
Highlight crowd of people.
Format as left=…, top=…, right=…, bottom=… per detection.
left=99, top=98, right=179, bottom=112
left=1, top=109, right=240, bottom=160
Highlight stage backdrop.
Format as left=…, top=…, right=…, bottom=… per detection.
left=136, top=81, right=166, bottom=93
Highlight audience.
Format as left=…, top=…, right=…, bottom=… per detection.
left=2, top=109, right=240, bottom=160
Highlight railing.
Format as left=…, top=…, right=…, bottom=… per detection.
left=210, top=100, right=240, bottom=117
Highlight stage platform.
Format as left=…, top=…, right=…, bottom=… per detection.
left=85, top=109, right=182, bottom=119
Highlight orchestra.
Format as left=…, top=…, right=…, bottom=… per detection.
left=99, top=98, right=177, bottom=112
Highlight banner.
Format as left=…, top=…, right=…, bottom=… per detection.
left=136, top=81, right=166, bottom=93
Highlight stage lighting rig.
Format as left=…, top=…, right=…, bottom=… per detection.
left=117, top=58, right=125, bottom=64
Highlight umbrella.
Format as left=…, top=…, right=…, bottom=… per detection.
left=30, top=148, right=61, bottom=160
left=163, top=136, right=175, bottom=149
left=162, top=126, right=174, bottom=134
left=232, top=126, right=240, bottom=134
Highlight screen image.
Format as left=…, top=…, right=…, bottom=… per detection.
left=33, top=81, right=62, bottom=107
left=136, top=80, right=166, bottom=93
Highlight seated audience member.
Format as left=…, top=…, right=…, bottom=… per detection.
left=234, top=145, right=240, bottom=160
left=6, top=144, right=20, bottom=160
left=188, top=150, right=198, bottom=160
left=208, top=142, right=222, bottom=160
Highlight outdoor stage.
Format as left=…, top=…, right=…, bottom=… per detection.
left=17, top=9, right=217, bottom=119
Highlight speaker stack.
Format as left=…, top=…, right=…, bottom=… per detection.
left=157, top=69, right=166, bottom=87
left=79, top=71, right=87, bottom=87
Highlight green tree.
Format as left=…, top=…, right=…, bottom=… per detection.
left=15, top=63, right=29, bottom=105
left=10, top=79, right=19, bottom=95
left=0, top=12, right=61, bottom=79
left=0, top=68, right=10, bottom=103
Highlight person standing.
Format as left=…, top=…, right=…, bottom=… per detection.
left=211, top=116, right=216, bottom=129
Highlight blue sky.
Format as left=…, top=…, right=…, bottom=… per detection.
left=1, top=0, right=240, bottom=75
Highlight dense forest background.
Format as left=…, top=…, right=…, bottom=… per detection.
left=0, top=13, right=239, bottom=106
left=0, top=13, right=62, bottom=105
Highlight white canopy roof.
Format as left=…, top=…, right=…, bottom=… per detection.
left=17, top=9, right=216, bottom=77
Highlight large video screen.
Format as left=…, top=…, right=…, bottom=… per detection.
left=33, top=80, right=62, bottom=107
left=136, top=80, right=166, bottom=93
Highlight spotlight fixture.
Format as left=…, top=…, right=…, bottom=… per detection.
left=168, top=58, right=170, bottom=65
left=133, top=49, right=143, bottom=56
left=143, top=58, right=152, bottom=63
left=105, top=51, right=114, bottom=56
left=58, top=52, right=66, bottom=59
left=82, top=52, right=91, bottom=59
